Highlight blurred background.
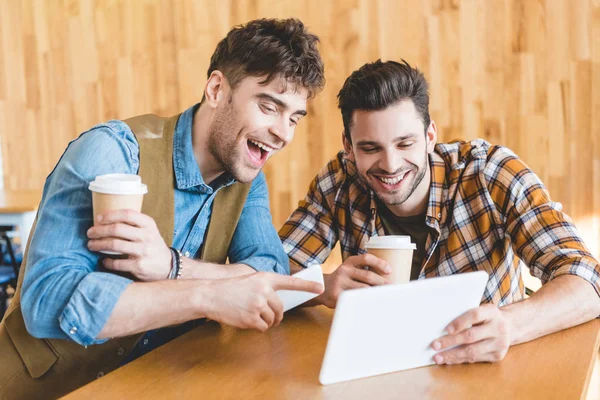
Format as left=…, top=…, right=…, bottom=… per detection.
left=0, top=0, right=598, bottom=255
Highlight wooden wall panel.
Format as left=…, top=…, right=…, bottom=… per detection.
left=0, top=0, right=598, bottom=257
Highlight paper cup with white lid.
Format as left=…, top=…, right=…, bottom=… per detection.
left=364, top=235, right=417, bottom=284
left=88, top=174, right=148, bottom=255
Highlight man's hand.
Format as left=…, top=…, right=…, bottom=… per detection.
left=431, top=303, right=512, bottom=364
left=316, top=254, right=391, bottom=308
left=87, top=209, right=172, bottom=281
left=203, top=272, right=324, bottom=332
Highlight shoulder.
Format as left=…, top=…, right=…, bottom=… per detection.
left=49, top=120, right=140, bottom=181
left=476, top=143, right=534, bottom=188
left=70, top=120, right=139, bottom=158
left=434, top=139, right=526, bottom=180
left=434, top=139, right=493, bottom=169
left=311, top=151, right=353, bottom=195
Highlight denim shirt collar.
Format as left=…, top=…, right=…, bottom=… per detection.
left=173, top=103, right=235, bottom=193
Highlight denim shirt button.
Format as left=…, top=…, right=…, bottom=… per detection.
left=143, top=339, right=149, bottom=346
left=116, top=347, right=125, bottom=356
left=69, top=327, right=78, bottom=335
left=96, top=372, right=104, bottom=379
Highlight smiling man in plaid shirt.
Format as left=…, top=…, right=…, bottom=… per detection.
left=279, top=59, right=600, bottom=365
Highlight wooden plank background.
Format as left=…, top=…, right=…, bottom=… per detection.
left=0, top=0, right=598, bottom=257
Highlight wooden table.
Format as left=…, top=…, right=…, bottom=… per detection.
left=64, top=307, right=600, bottom=400
left=0, top=190, right=41, bottom=250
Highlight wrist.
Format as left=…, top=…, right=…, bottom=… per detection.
left=227, top=263, right=257, bottom=278
left=314, top=273, right=333, bottom=308
left=190, top=280, right=214, bottom=320
left=500, top=305, right=521, bottom=346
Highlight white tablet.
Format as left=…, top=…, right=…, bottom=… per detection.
left=319, top=271, right=489, bottom=385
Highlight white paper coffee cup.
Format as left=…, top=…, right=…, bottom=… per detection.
left=364, top=235, right=416, bottom=284
left=89, top=174, right=148, bottom=255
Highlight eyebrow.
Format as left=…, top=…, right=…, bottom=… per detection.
left=356, top=134, right=418, bottom=147
left=255, top=93, right=307, bottom=116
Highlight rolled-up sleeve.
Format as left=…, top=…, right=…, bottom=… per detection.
left=227, top=172, right=289, bottom=275
left=21, top=122, right=139, bottom=346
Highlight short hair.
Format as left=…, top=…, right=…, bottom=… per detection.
left=207, top=18, right=325, bottom=98
left=337, top=59, right=430, bottom=141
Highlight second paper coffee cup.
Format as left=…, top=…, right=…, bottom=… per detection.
left=364, top=235, right=416, bottom=284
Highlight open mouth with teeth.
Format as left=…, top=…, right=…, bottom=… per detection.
left=371, top=170, right=410, bottom=190
left=246, top=138, right=275, bottom=167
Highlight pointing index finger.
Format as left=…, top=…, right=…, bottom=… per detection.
left=269, top=274, right=324, bottom=294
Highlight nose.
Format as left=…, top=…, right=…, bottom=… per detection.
left=268, top=118, right=295, bottom=147
left=380, top=149, right=401, bottom=174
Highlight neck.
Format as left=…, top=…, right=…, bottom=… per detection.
left=192, top=103, right=225, bottom=185
left=385, top=164, right=431, bottom=218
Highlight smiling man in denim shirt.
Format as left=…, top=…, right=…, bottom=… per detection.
left=0, top=18, right=324, bottom=399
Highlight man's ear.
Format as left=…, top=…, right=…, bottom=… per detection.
left=426, top=120, right=438, bottom=154
left=204, top=70, right=227, bottom=108
left=342, top=131, right=355, bottom=161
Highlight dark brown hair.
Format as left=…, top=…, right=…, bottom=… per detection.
left=337, top=59, right=430, bottom=141
left=207, top=18, right=325, bottom=98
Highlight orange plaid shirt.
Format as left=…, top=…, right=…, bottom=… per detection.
left=279, top=140, right=600, bottom=305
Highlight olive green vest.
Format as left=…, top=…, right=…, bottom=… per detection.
left=0, top=114, right=251, bottom=399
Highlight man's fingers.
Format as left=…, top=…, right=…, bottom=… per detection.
left=345, top=253, right=391, bottom=275
left=103, top=258, right=134, bottom=272
left=433, top=339, right=498, bottom=364
left=267, top=295, right=284, bottom=327
left=252, top=318, right=269, bottom=332
left=347, top=267, right=387, bottom=286
left=87, top=223, right=142, bottom=241
left=259, top=307, right=275, bottom=329
left=432, top=325, right=492, bottom=351
left=96, top=209, right=154, bottom=228
left=445, top=304, right=496, bottom=334
left=88, top=238, right=140, bottom=256
left=269, top=274, right=324, bottom=294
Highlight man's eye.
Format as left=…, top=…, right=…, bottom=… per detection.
left=398, top=142, right=414, bottom=148
left=290, top=119, right=299, bottom=126
left=261, top=104, right=276, bottom=114
left=361, top=148, right=377, bottom=153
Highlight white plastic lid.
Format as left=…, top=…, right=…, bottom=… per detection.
left=88, top=174, right=148, bottom=195
left=364, top=235, right=416, bottom=250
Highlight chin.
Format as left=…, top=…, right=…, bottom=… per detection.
left=373, top=189, right=407, bottom=206
left=376, top=193, right=397, bottom=205
left=230, top=166, right=261, bottom=184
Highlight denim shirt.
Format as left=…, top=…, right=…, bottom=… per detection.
left=20, top=104, right=289, bottom=351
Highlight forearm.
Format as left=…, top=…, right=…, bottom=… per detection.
left=97, top=279, right=210, bottom=339
left=502, top=275, right=600, bottom=346
left=177, top=258, right=256, bottom=280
